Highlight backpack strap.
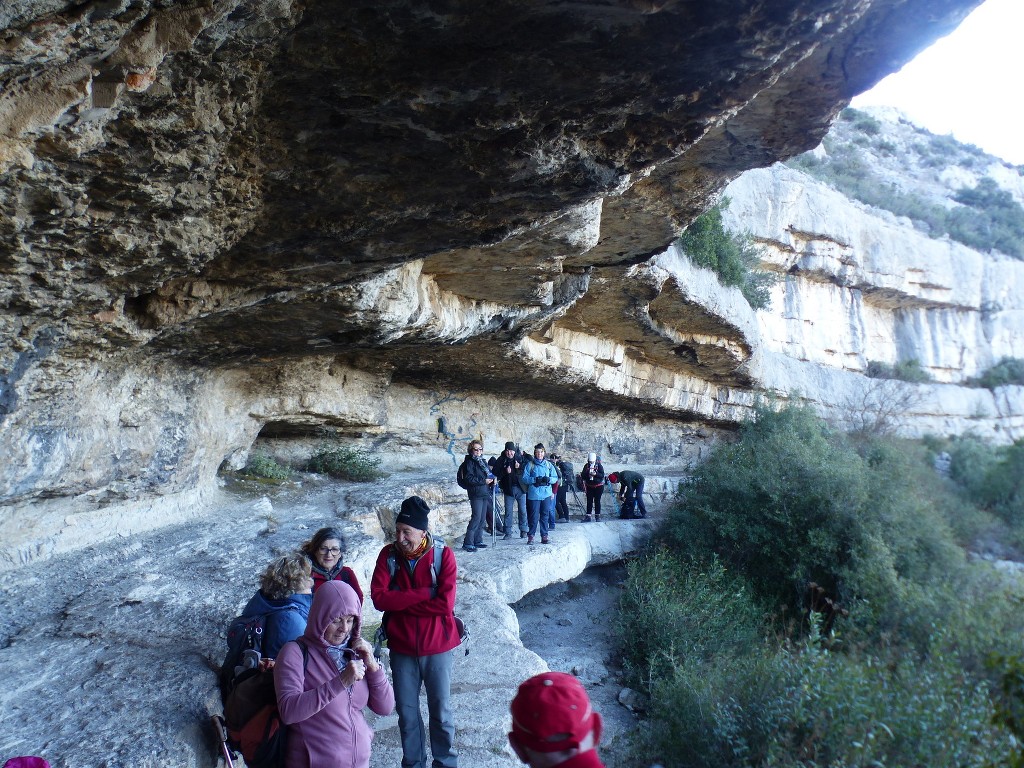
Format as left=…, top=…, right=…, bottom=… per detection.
left=387, top=537, right=446, bottom=589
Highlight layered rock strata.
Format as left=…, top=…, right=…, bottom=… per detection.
left=0, top=0, right=991, bottom=562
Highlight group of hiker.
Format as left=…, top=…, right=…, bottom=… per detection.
left=457, top=440, right=648, bottom=549
left=219, top=495, right=609, bottom=768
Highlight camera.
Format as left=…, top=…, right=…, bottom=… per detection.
left=534, top=476, right=550, bottom=486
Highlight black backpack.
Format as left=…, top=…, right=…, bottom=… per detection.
left=219, top=605, right=296, bottom=697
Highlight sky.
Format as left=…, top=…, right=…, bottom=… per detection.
left=851, top=0, right=1024, bottom=165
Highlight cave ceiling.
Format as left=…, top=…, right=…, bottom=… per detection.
left=1, top=0, right=981, bottom=393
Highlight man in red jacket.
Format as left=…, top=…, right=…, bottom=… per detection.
left=371, top=496, right=461, bottom=768
left=508, top=672, right=606, bottom=768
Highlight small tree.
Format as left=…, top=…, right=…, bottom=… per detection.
left=842, top=378, right=923, bottom=436
left=676, top=200, right=777, bottom=309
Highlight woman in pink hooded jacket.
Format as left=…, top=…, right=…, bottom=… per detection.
left=274, top=580, right=395, bottom=768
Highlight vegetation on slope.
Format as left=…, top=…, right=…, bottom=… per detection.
left=618, top=402, right=1024, bottom=768
left=675, top=201, right=777, bottom=309
left=787, top=108, right=1024, bottom=259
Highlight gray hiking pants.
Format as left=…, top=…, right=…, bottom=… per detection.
left=390, top=650, right=458, bottom=768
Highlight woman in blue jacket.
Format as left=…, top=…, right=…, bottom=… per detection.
left=521, top=443, right=560, bottom=545
left=240, top=552, right=314, bottom=659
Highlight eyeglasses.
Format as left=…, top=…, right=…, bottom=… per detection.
left=318, top=547, right=342, bottom=556
left=471, top=447, right=483, bottom=452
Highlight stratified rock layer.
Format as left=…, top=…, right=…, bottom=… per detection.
left=0, top=1, right=993, bottom=562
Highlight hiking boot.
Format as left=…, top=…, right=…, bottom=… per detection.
left=595, top=515, right=601, bottom=521
left=520, top=531, right=527, bottom=538
left=582, top=515, right=592, bottom=523
left=541, top=537, right=550, bottom=544
left=462, top=545, right=477, bottom=552
left=475, top=542, right=488, bottom=549
left=502, top=532, right=513, bottom=540
left=527, top=536, right=535, bottom=545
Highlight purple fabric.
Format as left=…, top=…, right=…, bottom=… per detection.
left=4, top=759, right=51, bottom=768
left=274, top=581, right=395, bottom=768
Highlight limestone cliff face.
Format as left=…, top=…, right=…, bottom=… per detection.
left=725, top=164, right=1024, bottom=383
left=0, top=0, right=997, bottom=565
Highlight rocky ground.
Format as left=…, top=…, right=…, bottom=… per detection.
left=514, top=564, right=643, bottom=768
left=0, top=464, right=660, bottom=768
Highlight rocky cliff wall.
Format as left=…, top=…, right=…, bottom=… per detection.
left=723, top=164, right=1024, bottom=383
left=1, top=0, right=996, bottom=565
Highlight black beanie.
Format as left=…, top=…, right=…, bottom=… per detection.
left=504, top=441, right=516, bottom=451
left=397, top=496, right=430, bottom=531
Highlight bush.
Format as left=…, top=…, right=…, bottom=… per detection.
left=676, top=201, right=777, bottom=309
left=618, top=551, right=764, bottom=683
left=866, top=358, right=932, bottom=383
left=305, top=444, right=386, bottom=482
left=970, top=357, right=1024, bottom=389
left=636, top=605, right=1013, bottom=768
left=669, top=404, right=871, bottom=613
left=238, top=452, right=293, bottom=482
left=984, top=440, right=1024, bottom=527
left=620, top=404, right=1024, bottom=768
left=669, top=404, right=973, bottom=646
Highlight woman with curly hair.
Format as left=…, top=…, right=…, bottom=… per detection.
left=238, top=551, right=314, bottom=659
left=301, top=527, right=363, bottom=602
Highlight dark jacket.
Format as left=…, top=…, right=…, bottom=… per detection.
left=581, top=460, right=605, bottom=490
left=556, top=460, right=575, bottom=486
left=493, top=451, right=525, bottom=496
left=618, top=470, right=644, bottom=491
left=369, top=536, right=461, bottom=657
left=457, top=454, right=493, bottom=500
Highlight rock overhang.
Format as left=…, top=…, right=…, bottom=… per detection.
left=0, top=0, right=986, bottom=541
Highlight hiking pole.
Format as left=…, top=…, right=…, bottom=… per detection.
left=491, top=479, right=497, bottom=546
left=569, top=484, right=585, bottom=520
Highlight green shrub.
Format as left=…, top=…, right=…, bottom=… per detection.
left=669, top=405, right=975, bottom=647
left=676, top=201, right=777, bottom=309
left=866, top=358, right=932, bottom=383
left=639, top=626, right=1012, bottom=768
left=621, top=406, right=1024, bottom=768
left=618, top=551, right=764, bottom=683
left=948, top=435, right=999, bottom=497
left=970, top=357, right=1024, bottom=389
left=984, top=440, right=1024, bottom=527
left=305, top=443, right=386, bottom=482
left=239, top=452, right=293, bottom=482
left=669, top=404, right=871, bottom=613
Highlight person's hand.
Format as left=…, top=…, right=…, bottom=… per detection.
left=351, top=637, right=379, bottom=672
left=340, top=657, right=367, bottom=686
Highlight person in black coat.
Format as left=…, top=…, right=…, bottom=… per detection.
left=493, top=441, right=527, bottom=539
left=552, top=454, right=574, bottom=522
left=456, top=440, right=495, bottom=551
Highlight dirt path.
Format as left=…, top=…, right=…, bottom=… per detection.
left=513, top=563, right=641, bottom=768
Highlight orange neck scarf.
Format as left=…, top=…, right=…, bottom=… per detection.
left=399, top=532, right=431, bottom=562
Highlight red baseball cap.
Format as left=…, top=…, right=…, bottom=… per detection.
left=510, top=672, right=597, bottom=753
